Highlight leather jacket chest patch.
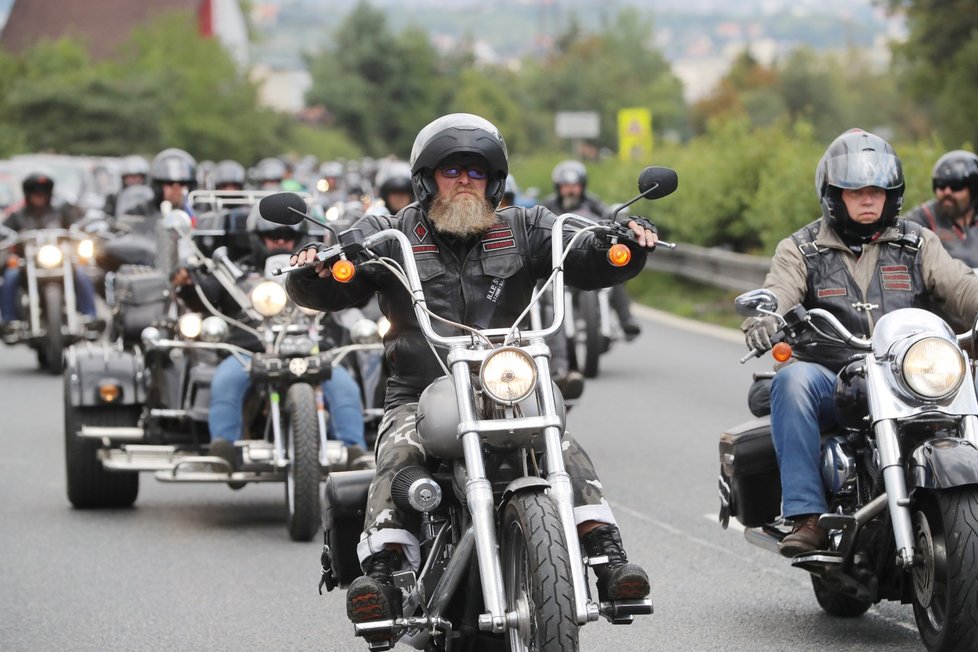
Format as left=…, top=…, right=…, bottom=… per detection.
left=412, top=244, right=438, bottom=254
left=817, top=288, right=847, bottom=298
left=482, top=223, right=516, bottom=252
left=880, top=265, right=911, bottom=292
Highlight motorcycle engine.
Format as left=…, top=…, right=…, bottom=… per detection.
left=821, top=436, right=857, bottom=494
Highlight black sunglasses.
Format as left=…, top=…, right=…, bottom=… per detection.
left=263, top=230, right=297, bottom=242
left=934, top=180, right=967, bottom=192
left=439, top=165, right=488, bottom=180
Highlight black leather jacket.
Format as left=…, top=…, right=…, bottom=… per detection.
left=287, top=203, right=647, bottom=407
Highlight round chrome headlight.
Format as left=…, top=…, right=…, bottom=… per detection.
left=901, top=337, right=965, bottom=399
left=178, top=312, right=203, bottom=339
left=77, top=238, right=95, bottom=260
left=200, top=316, right=229, bottom=343
left=250, top=281, right=287, bottom=317
left=37, top=244, right=63, bottom=268
left=480, top=347, right=537, bottom=405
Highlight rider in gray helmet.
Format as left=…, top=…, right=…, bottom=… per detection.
left=287, top=112, right=657, bottom=634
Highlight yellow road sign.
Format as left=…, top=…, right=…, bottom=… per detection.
left=618, top=108, right=653, bottom=162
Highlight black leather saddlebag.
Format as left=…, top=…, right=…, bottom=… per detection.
left=322, top=469, right=374, bottom=587
left=112, top=266, right=169, bottom=344
left=719, top=417, right=781, bottom=528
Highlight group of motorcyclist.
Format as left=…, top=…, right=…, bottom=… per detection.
left=4, top=108, right=978, bottom=645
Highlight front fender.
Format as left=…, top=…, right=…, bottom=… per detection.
left=497, top=476, right=551, bottom=524
left=908, top=438, right=978, bottom=491
left=66, top=344, right=146, bottom=407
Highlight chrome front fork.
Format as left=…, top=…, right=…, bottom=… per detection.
left=874, top=419, right=915, bottom=568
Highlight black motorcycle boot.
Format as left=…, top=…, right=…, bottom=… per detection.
left=581, top=524, right=651, bottom=602
left=346, top=549, right=403, bottom=630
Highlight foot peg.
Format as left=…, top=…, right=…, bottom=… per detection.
left=354, top=616, right=453, bottom=650
left=598, top=598, right=654, bottom=624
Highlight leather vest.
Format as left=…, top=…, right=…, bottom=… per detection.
left=790, top=219, right=930, bottom=371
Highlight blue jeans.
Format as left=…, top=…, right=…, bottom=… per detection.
left=208, top=355, right=366, bottom=448
left=770, top=361, right=839, bottom=518
left=1, top=267, right=97, bottom=321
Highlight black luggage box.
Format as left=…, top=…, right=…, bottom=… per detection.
left=719, top=417, right=781, bottom=528
left=322, top=469, right=375, bottom=587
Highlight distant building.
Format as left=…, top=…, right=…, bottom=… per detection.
left=0, top=0, right=249, bottom=68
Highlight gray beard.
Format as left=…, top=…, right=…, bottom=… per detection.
left=428, top=192, right=496, bottom=237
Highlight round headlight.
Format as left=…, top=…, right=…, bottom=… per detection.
left=902, top=337, right=965, bottom=399
left=480, top=347, right=537, bottom=405
left=178, top=313, right=203, bottom=339
left=250, top=281, right=288, bottom=317
left=200, top=316, right=229, bottom=343
left=37, top=244, right=63, bottom=268
left=77, top=239, right=95, bottom=260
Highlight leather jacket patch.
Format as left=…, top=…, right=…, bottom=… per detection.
left=817, top=288, right=847, bottom=298
left=482, top=223, right=516, bottom=252
left=881, top=265, right=911, bottom=291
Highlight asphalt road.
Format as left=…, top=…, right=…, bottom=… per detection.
left=0, top=307, right=925, bottom=651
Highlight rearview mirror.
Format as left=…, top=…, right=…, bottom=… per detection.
left=637, top=166, right=678, bottom=200
left=734, top=289, right=778, bottom=317
left=258, top=192, right=307, bottom=226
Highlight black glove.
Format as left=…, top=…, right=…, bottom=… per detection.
left=624, top=215, right=657, bottom=235
left=745, top=315, right=779, bottom=352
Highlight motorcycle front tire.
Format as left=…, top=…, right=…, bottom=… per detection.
left=501, top=492, right=579, bottom=652
left=912, top=487, right=978, bottom=652
left=576, top=291, right=601, bottom=379
left=42, top=282, right=64, bottom=375
left=284, top=383, right=322, bottom=542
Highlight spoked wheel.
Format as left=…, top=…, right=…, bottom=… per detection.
left=284, top=383, right=321, bottom=542
left=573, top=291, right=601, bottom=378
left=912, top=488, right=978, bottom=652
left=501, top=492, right=579, bottom=652
left=42, top=283, right=65, bottom=375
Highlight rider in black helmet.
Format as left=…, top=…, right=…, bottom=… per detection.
left=905, top=150, right=978, bottom=267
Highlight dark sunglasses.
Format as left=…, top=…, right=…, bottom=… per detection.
left=439, top=165, right=488, bottom=180
left=161, top=180, right=189, bottom=187
left=263, top=230, right=297, bottom=242
left=934, top=180, right=967, bottom=192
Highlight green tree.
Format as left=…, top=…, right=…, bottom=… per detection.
left=305, top=1, right=449, bottom=157
left=520, top=8, right=686, bottom=151
left=887, top=0, right=978, bottom=147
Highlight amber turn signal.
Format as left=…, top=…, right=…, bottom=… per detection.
left=772, top=341, right=792, bottom=362
left=607, top=243, right=631, bottom=267
left=6, top=255, right=18, bottom=269
left=331, top=259, right=356, bottom=283
left=98, top=383, right=121, bottom=403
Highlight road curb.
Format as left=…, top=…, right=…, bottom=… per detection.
left=631, top=303, right=744, bottom=344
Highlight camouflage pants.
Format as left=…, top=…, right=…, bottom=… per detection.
left=355, top=402, right=617, bottom=570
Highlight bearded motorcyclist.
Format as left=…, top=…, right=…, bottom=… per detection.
left=742, top=129, right=978, bottom=557
left=1, top=173, right=98, bottom=332
left=904, top=149, right=978, bottom=268
left=287, top=113, right=655, bottom=631
left=173, top=207, right=370, bottom=472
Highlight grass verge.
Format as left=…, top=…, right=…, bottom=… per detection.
left=626, top=269, right=744, bottom=330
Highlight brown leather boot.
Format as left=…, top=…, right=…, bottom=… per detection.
left=779, top=514, right=829, bottom=558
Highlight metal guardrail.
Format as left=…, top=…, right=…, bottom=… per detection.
left=643, top=242, right=771, bottom=292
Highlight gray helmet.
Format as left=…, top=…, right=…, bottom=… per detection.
left=932, top=150, right=978, bottom=206
left=375, top=160, right=414, bottom=204
left=815, top=128, right=904, bottom=242
left=409, top=113, right=509, bottom=211
left=213, top=159, right=246, bottom=189
left=551, top=160, right=587, bottom=192
left=120, top=155, right=150, bottom=179
left=150, top=148, right=197, bottom=187
left=251, top=157, right=287, bottom=185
